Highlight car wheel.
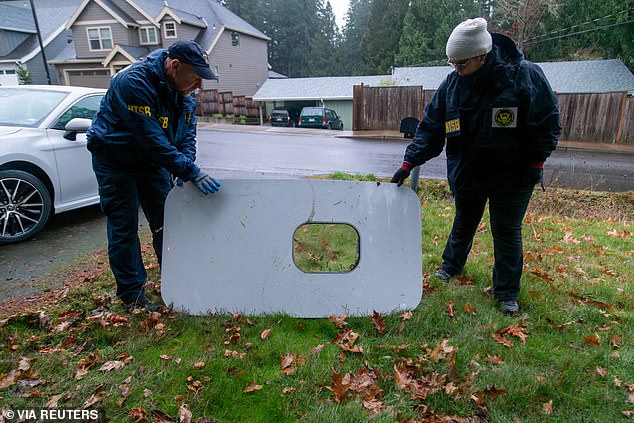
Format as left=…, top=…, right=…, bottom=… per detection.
left=0, top=170, right=52, bottom=245
left=327, top=123, right=332, bottom=130
left=340, top=123, right=344, bottom=131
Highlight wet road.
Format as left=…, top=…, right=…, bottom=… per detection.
left=1, top=126, right=632, bottom=299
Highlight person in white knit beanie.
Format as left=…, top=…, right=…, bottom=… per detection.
left=392, top=17, right=561, bottom=315
left=446, top=17, right=493, bottom=62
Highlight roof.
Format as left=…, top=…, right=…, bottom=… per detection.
left=132, top=0, right=270, bottom=49
left=254, top=59, right=634, bottom=101
left=253, top=75, right=392, bottom=101
left=0, top=0, right=81, bottom=62
left=393, top=59, right=634, bottom=94
left=0, top=3, right=36, bottom=33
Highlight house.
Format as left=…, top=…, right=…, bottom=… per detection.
left=0, top=0, right=81, bottom=85
left=46, top=0, right=270, bottom=96
left=254, top=60, right=634, bottom=130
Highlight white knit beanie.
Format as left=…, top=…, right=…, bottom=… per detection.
left=446, top=18, right=493, bottom=62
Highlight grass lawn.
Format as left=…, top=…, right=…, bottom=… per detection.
left=0, top=176, right=632, bottom=422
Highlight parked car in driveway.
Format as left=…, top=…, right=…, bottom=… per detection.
left=298, top=107, right=344, bottom=130
left=0, top=85, right=106, bottom=244
left=269, top=108, right=299, bottom=127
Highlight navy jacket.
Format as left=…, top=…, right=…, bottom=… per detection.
left=404, top=33, right=561, bottom=195
left=87, top=49, right=200, bottom=181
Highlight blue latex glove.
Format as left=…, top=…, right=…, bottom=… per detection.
left=175, top=178, right=184, bottom=187
left=191, top=171, right=221, bottom=194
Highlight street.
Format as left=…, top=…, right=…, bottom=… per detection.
left=1, top=126, right=632, bottom=299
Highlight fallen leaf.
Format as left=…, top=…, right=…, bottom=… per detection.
left=614, top=377, right=622, bottom=388
left=325, top=371, right=349, bottom=403
left=260, top=328, right=271, bottom=340
left=329, top=314, right=348, bottom=329
left=160, top=355, right=171, bottom=360
left=400, top=311, right=413, bottom=320
left=310, top=344, right=325, bottom=354
left=445, top=301, right=455, bottom=318
left=595, top=366, right=607, bottom=377
left=129, top=408, right=147, bottom=422
left=485, top=355, right=504, bottom=365
left=82, top=391, right=106, bottom=409
left=46, top=393, right=64, bottom=408
left=177, top=403, right=192, bottom=423
left=584, top=334, right=601, bottom=346
left=543, top=400, right=553, bottom=415
left=194, top=361, right=205, bottom=368
left=623, top=410, right=632, bottom=417
left=462, top=303, right=477, bottom=315
left=281, top=387, right=295, bottom=395
left=612, top=334, right=622, bottom=349
left=492, top=333, right=514, bottom=348
left=99, top=361, right=125, bottom=372
left=371, top=311, right=385, bottom=334
left=243, top=381, right=263, bottom=393
left=280, top=353, right=296, bottom=375
left=151, top=410, right=173, bottom=423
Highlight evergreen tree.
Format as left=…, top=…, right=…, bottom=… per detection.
left=361, top=0, right=409, bottom=74
left=396, top=0, right=489, bottom=67
left=340, top=0, right=373, bottom=75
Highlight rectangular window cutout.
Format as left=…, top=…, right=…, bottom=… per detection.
left=293, top=223, right=360, bottom=273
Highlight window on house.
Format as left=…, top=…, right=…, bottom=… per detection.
left=164, top=21, right=177, bottom=38
left=5, top=70, right=16, bottom=75
left=231, top=31, right=240, bottom=47
left=139, top=27, right=158, bottom=45
left=87, top=27, right=112, bottom=50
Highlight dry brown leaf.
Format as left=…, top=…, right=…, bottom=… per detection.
left=151, top=409, right=173, bottom=423
left=623, top=410, right=633, bottom=418
left=160, top=354, right=171, bottom=360
left=543, top=400, right=553, bottom=415
left=281, top=387, right=296, bottom=395
left=485, top=355, right=504, bottom=365
left=243, top=381, right=263, bottom=393
left=177, top=403, right=192, bottom=423
left=280, top=353, right=296, bottom=375
left=501, top=324, right=528, bottom=344
left=99, top=361, right=125, bottom=372
left=462, top=303, right=477, bottom=315
left=329, top=314, right=348, bottom=329
left=260, top=328, right=271, bottom=340
left=325, top=371, right=350, bottom=403
left=445, top=301, right=456, bottom=318
left=194, top=361, right=205, bottom=368
left=400, top=311, right=413, bottom=320
left=46, top=393, right=64, bottom=408
left=612, top=334, right=622, bottom=349
left=372, top=311, right=385, bottom=334
left=310, top=344, right=325, bottom=354
left=129, top=408, right=147, bottom=422
left=492, top=332, right=514, bottom=348
left=584, top=334, right=601, bottom=346
left=82, top=391, right=106, bottom=409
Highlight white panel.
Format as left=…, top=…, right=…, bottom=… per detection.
left=161, top=179, right=422, bottom=317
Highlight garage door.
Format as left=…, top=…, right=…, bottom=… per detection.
left=67, top=70, right=111, bottom=88
left=0, top=69, right=19, bottom=86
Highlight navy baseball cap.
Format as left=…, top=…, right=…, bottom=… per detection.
left=168, top=40, right=215, bottom=80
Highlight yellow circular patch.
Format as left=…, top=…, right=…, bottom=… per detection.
left=494, top=108, right=515, bottom=127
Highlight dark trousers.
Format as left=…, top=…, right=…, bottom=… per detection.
left=91, top=152, right=171, bottom=304
left=441, top=187, right=534, bottom=301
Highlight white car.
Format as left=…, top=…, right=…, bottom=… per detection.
left=0, top=85, right=106, bottom=244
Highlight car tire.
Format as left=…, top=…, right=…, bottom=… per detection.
left=327, top=123, right=332, bottom=130
left=0, top=170, right=52, bottom=245
left=340, top=123, right=344, bottom=131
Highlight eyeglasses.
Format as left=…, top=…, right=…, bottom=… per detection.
left=447, top=57, right=474, bottom=69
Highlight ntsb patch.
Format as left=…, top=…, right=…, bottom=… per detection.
left=445, top=118, right=461, bottom=136
left=492, top=107, right=517, bottom=128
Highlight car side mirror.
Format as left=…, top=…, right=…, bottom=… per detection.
left=63, top=118, right=93, bottom=141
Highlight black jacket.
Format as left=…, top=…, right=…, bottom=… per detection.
left=404, top=33, right=561, bottom=195
left=87, top=49, right=200, bottom=181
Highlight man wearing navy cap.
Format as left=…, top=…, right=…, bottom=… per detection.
left=87, top=40, right=220, bottom=312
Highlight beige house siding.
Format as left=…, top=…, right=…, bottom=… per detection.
left=71, top=2, right=129, bottom=59
left=207, top=30, right=267, bottom=97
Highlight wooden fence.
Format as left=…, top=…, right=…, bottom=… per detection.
left=353, top=85, right=634, bottom=145
left=196, top=89, right=265, bottom=123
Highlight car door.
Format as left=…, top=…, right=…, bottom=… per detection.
left=47, top=94, right=103, bottom=210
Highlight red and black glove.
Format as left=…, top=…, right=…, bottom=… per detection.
left=523, top=162, right=544, bottom=189
left=391, top=162, right=414, bottom=186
